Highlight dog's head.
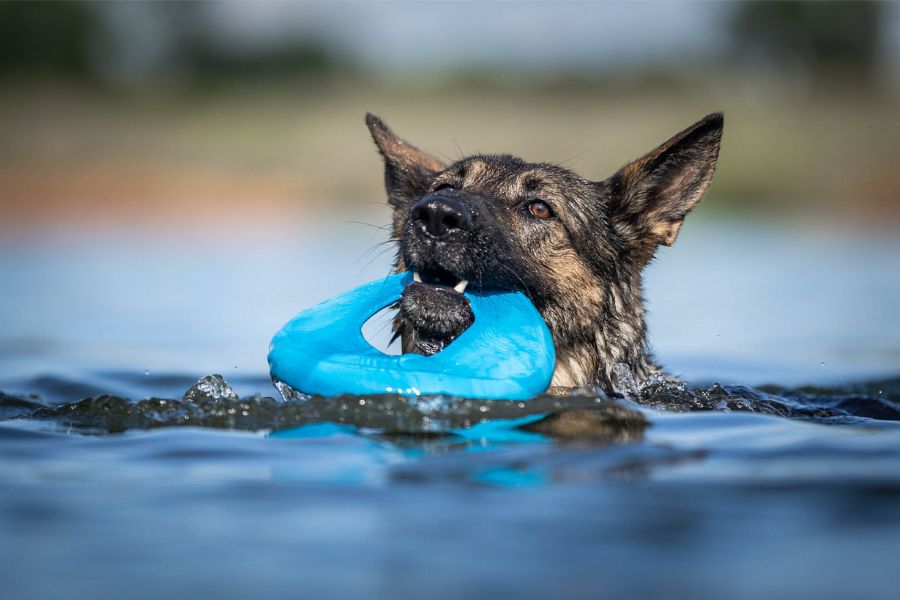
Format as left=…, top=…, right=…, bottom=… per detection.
left=367, top=113, right=723, bottom=387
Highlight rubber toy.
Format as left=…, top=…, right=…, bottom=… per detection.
left=268, top=272, right=555, bottom=400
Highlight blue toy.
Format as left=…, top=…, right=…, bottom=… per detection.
left=268, top=272, right=555, bottom=400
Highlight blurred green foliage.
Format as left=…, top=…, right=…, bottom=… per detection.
left=0, top=1, right=892, bottom=88
left=730, top=1, right=885, bottom=85
left=0, top=1, right=101, bottom=79
left=0, top=1, right=348, bottom=85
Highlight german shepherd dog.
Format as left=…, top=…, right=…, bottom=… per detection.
left=366, top=112, right=723, bottom=394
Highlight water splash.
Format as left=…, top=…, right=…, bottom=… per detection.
left=3, top=373, right=898, bottom=438
left=637, top=378, right=900, bottom=422
left=15, top=374, right=645, bottom=438
left=182, top=374, right=241, bottom=403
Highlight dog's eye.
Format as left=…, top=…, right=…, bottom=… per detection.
left=527, top=200, right=553, bottom=219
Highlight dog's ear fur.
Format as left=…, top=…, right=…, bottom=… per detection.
left=366, top=113, right=445, bottom=211
left=602, top=112, right=723, bottom=265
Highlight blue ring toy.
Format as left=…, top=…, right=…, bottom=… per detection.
left=268, top=272, right=555, bottom=400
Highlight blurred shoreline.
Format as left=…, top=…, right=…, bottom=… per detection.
left=2, top=1, right=898, bottom=233
left=2, top=78, right=898, bottom=234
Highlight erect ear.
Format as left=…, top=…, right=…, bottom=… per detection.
left=602, top=112, right=723, bottom=265
left=366, top=113, right=446, bottom=211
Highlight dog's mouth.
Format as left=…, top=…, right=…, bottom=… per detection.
left=398, top=264, right=475, bottom=356
left=412, top=265, right=469, bottom=294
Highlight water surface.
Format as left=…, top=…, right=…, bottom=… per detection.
left=1, top=219, right=899, bottom=598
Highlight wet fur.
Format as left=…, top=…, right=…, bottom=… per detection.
left=367, top=112, right=723, bottom=394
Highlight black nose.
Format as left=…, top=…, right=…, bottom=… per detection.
left=410, top=195, right=473, bottom=238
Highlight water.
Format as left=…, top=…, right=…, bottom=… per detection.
left=2, top=218, right=900, bottom=598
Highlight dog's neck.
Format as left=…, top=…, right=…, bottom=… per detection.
left=541, top=272, right=659, bottom=393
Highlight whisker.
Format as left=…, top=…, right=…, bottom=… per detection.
left=359, top=244, right=399, bottom=276
left=355, top=238, right=398, bottom=263
left=346, top=220, right=393, bottom=232
left=452, top=136, right=465, bottom=161
left=495, top=261, right=535, bottom=298
left=553, top=152, right=587, bottom=168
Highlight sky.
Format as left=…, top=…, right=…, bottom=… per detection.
left=101, top=1, right=900, bottom=78
left=208, top=1, right=731, bottom=72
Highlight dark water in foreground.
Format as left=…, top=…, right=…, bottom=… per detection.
left=2, top=372, right=900, bottom=599
left=2, top=222, right=899, bottom=598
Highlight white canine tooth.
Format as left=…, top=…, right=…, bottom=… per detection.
left=454, top=279, right=469, bottom=294
left=413, top=271, right=422, bottom=283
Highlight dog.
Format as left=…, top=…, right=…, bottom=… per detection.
left=366, top=112, right=723, bottom=394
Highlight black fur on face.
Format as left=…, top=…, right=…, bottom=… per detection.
left=366, top=112, right=723, bottom=392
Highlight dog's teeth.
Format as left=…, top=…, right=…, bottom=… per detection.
left=413, top=271, right=422, bottom=283
left=454, top=279, right=469, bottom=294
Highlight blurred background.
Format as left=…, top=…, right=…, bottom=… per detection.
left=0, top=1, right=898, bottom=394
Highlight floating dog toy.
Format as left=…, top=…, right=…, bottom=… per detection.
left=268, top=272, right=555, bottom=400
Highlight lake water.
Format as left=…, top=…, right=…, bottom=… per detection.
left=1, top=216, right=899, bottom=598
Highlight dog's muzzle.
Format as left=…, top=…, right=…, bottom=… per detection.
left=410, top=194, right=473, bottom=239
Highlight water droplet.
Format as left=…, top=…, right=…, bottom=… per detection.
left=144, top=370, right=150, bottom=376
left=478, top=405, right=489, bottom=413
left=359, top=399, right=366, bottom=406
left=820, top=362, right=826, bottom=367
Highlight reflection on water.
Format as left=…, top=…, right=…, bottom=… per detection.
left=2, top=372, right=900, bottom=599
left=1, top=219, right=899, bottom=598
